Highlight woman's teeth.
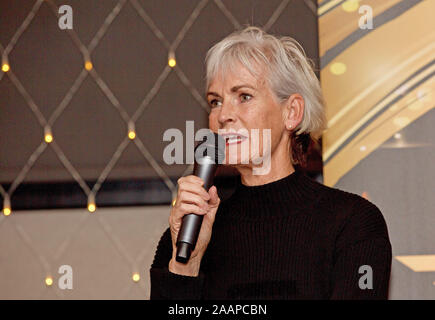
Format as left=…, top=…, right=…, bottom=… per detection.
left=226, top=136, right=245, bottom=144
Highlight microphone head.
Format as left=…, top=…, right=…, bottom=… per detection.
left=194, top=130, right=226, bottom=164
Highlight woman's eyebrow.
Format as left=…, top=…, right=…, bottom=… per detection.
left=207, top=92, right=220, bottom=97
left=207, top=84, right=256, bottom=97
left=230, top=84, right=256, bottom=92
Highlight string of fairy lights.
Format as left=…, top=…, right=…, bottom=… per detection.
left=0, top=0, right=309, bottom=296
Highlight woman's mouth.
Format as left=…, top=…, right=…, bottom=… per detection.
left=223, top=134, right=248, bottom=145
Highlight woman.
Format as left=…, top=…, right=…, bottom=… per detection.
left=150, top=26, right=392, bottom=300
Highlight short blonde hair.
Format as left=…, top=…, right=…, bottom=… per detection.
left=204, top=26, right=326, bottom=165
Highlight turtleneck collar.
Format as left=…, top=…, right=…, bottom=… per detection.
left=224, top=169, right=323, bottom=219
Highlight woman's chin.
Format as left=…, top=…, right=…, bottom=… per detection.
left=223, top=157, right=252, bottom=168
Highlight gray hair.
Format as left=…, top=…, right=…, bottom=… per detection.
left=204, top=26, right=326, bottom=140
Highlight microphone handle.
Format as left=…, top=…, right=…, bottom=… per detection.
left=176, top=157, right=218, bottom=263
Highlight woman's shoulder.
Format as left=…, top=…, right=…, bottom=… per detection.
left=296, top=172, right=381, bottom=216
left=317, top=182, right=382, bottom=215
left=315, top=182, right=390, bottom=245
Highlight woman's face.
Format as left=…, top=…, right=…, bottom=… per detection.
left=207, top=63, right=289, bottom=171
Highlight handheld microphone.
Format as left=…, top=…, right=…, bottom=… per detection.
left=175, top=130, right=225, bottom=264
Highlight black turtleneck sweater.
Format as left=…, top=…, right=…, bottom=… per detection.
left=150, top=170, right=392, bottom=300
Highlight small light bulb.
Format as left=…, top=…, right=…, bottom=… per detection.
left=168, top=58, right=176, bottom=68
left=394, top=133, right=401, bottom=140
left=359, top=145, right=367, bottom=152
left=85, top=61, right=93, bottom=71
left=44, top=126, right=53, bottom=143
left=88, top=203, right=96, bottom=213
left=2, top=63, right=10, bottom=72
left=3, top=207, right=11, bottom=216
left=87, top=193, right=96, bottom=213
left=132, top=273, right=140, bottom=282
left=45, top=134, right=53, bottom=143
left=127, top=121, right=136, bottom=140
left=45, top=276, right=53, bottom=286
left=168, top=50, right=177, bottom=68
left=3, top=197, right=11, bottom=216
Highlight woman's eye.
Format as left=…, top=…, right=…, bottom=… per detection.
left=240, top=93, right=252, bottom=102
left=210, top=99, right=222, bottom=107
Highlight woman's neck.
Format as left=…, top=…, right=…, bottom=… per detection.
left=237, top=147, right=295, bottom=186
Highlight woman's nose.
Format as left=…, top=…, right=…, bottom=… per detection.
left=218, top=101, right=236, bottom=125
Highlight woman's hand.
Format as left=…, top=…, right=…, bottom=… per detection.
left=168, top=175, right=220, bottom=277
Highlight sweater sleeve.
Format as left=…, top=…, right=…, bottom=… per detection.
left=149, top=227, right=205, bottom=300
left=329, top=197, right=392, bottom=300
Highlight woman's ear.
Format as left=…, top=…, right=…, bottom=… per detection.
left=283, top=94, right=305, bottom=131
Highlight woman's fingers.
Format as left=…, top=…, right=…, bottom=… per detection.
left=177, top=202, right=207, bottom=216
left=177, top=175, right=205, bottom=189
left=169, top=202, right=207, bottom=236
left=170, top=176, right=212, bottom=228
left=208, top=185, right=220, bottom=207
left=178, top=181, right=210, bottom=201
left=169, top=180, right=221, bottom=266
